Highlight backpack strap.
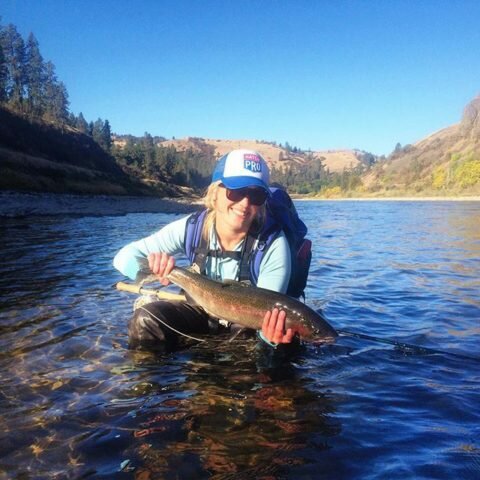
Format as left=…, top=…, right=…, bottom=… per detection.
left=238, top=222, right=282, bottom=286
left=184, top=209, right=208, bottom=272
left=185, top=209, right=244, bottom=275
left=242, top=222, right=310, bottom=298
left=238, top=232, right=259, bottom=283
left=250, top=228, right=282, bottom=286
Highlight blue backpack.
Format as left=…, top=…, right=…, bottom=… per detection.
left=184, top=187, right=312, bottom=298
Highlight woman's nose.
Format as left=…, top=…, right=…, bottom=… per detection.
left=237, top=195, right=251, bottom=206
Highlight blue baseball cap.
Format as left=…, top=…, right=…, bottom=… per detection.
left=212, top=149, right=270, bottom=191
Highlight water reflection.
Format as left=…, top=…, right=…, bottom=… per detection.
left=117, top=338, right=340, bottom=479
left=1, top=203, right=479, bottom=479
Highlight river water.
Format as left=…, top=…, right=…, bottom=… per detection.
left=0, top=198, right=479, bottom=479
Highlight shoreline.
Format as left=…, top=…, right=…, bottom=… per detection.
left=0, top=190, right=202, bottom=218
left=295, top=196, right=480, bottom=202
left=2, top=190, right=480, bottom=218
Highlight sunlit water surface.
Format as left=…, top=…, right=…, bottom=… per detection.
left=0, top=200, right=479, bottom=479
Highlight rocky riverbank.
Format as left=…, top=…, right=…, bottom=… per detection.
left=0, top=191, right=202, bottom=218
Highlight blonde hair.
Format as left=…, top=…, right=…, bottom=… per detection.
left=200, top=181, right=266, bottom=241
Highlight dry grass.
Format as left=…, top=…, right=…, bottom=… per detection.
left=312, top=150, right=361, bottom=172
left=0, top=147, right=129, bottom=195
left=159, top=138, right=359, bottom=173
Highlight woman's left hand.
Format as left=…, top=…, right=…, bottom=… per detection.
left=261, top=308, right=295, bottom=344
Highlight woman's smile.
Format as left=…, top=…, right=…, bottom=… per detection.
left=216, top=186, right=259, bottom=234
left=230, top=206, right=251, bottom=219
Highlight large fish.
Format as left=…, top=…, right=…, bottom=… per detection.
left=163, top=266, right=337, bottom=342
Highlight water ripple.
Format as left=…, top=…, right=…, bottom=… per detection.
left=0, top=202, right=479, bottom=479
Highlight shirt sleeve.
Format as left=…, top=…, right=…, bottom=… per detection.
left=113, top=214, right=190, bottom=280
left=255, top=231, right=291, bottom=294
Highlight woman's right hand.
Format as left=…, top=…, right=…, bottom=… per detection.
left=147, top=252, right=176, bottom=286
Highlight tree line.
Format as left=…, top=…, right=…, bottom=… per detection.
left=270, top=150, right=375, bottom=195
left=112, top=135, right=217, bottom=189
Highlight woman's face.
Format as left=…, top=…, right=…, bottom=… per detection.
left=214, top=185, right=264, bottom=234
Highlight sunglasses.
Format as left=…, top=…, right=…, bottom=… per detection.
left=222, top=185, right=268, bottom=206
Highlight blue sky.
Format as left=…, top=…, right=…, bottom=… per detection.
left=2, top=0, right=480, bottom=155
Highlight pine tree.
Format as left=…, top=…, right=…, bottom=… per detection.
left=76, top=112, right=89, bottom=133
left=0, top=42, right=6, bottom=102
left=43, top=61, right=69, bottom=123
left=25, top=32, right=45, bottom=117
left=101, top=119, right=112, bottom=152
left=67, top=111, right=76, bottom=127
left=52, top=80, right=69, bottom=123
left=1, top=24, right=27, bottom=111
left=142, top=132, right=155, bottom=171
left=92, top=118, right=105, bottom=146
left=89, top=117, right=112, bottom=151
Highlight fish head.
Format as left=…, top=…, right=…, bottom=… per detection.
left=279, top=303, right=337, bottom=342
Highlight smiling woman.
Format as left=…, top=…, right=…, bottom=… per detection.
left=113, top=149, right=299, bottom=353
left=204, top=182, right=265, bottom=250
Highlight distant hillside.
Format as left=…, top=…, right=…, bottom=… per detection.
left=362, top=95, right=480, bottom=196
left=0, top=107, right=173, bottom=195
left=9, top=92, right=480, bottom=199
left=159, top=137, right=364, bottom=173
left=110, top=134, right=376, bottom=196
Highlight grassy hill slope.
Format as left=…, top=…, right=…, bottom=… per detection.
left=159, top=137, right=362, bottom=173
left=362, top=96, right=480, bottom=196
left=0, top=107, right=178, bottom=195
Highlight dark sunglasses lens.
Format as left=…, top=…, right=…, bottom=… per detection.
left=226, top=188, right=267, bottom=206
left=225, top=188, right=245, bottom=202
left=248, top=189, right=268, bottom=205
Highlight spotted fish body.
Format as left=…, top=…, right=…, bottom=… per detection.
left=167, top=267, right=337, bottom=342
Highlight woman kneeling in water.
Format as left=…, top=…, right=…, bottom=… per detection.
left=114, top=149, right=298, bottom=353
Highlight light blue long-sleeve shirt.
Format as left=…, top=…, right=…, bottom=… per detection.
left=113, top=213, right=291, bottom=294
